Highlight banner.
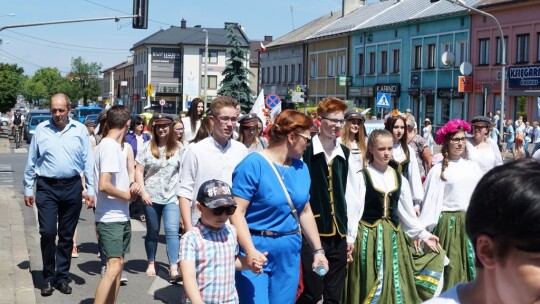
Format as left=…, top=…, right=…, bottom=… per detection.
left=251, top=89, right=266, bottom=126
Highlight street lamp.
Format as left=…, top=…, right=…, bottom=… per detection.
left=203, top=29, right=208, bottom=102
left=438, top=0, right=506, bottom=136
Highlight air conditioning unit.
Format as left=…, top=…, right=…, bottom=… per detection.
left=496, top=71, right=502, bottom=80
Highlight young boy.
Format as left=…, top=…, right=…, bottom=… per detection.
left=424, top=159, right=540, bottom=304
left=93, top=105, right=140, bottom=304
left=180, top=179, right=247, bottom=304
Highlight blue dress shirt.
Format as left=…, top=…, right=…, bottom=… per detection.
left=24, top=118, right=95, bottom=196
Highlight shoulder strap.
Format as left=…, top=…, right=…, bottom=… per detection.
left=257, top=151, right=301, bottom=232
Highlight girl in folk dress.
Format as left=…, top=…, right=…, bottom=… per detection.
left=420, top=119, right=483, bottom=291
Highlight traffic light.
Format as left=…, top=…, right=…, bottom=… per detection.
left=299, top=85, right=308, bottom=100
left=133, top=0, right=149, bottom=29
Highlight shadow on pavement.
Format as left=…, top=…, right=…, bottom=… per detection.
left=153, top=283, right=184, bottom=304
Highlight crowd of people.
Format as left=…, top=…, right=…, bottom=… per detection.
left=22, top=92, right=540, bottom=304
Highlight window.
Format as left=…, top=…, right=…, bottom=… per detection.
left=456, top=41, right=467, bottom=66
left=310, top=58, right=317, bottom=78
left=392, top=49, right=400, bottom=73
left=278, top=66, right=282, bottom=83
left=358, top=53, right=364, bottom=75
left=284, top=65, right=289, bottom=83
left=441, top=42, right=452, bottom=53
left=496, top=36, right=508, bottom=65
left=479, top=38, right=490, bottom=65
left=261, top=68, right=265, bottom=84
left=428, top=44, right=436, bottom=69
left=266, top=68, right=270, bottom=84
left=369, top=52, right=376, bottom=74
left=338, top=55, right=346, bottom=75
left=298, top=64, right=302, bottom=83
left=381, top=51, right=388, bottom=74
left=203, top=51, right=218, bottom=64
left=516, top=34, right=529, bottom=63
left=537, top=33, right=540, bottom=62
left=200, top=75, right=217, bottom=89
left=291, top=64, right=296, bottom=83
left=327, top=56, right=335, bottom=76
left=414, top=45, right=422, bottom=70
left=272, top=66, right=276, bottom=83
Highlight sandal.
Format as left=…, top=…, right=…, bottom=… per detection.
left=146, top=263, right=156, bottom=277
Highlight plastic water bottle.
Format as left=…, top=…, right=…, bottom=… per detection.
left=314, top=264, right=327, bottom=277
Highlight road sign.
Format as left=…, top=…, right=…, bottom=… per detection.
left=159, top=99, right=166, bottom=106
left=376, top=92, right=391, bottom=109
left=265, top=93, right=281, bottom=109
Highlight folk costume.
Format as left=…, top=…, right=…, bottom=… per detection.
left=390, top=144, right=424, bottom=207
left=342, top=165, right=446, bottom=304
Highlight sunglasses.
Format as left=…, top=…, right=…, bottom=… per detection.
left=208, top=205, right=237, bottom=216
left=136, top=122, right=144, bottom=125
left=296, top=133, right=312, bottom=144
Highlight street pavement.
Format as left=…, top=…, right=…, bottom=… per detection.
left=0, top=128, right=185, bottom=303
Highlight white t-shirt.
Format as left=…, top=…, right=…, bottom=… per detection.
left=423, top=284, right=461, bottom=303
left=181, top=116, right=201, bottom=143
left=94, top=137, right=130, bottom=223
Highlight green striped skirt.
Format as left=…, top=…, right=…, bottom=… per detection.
left=432, top=211, right=476, bottom=291
left=342, top=219, right=446, bottom=304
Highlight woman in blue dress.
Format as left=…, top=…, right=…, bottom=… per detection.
left=230, top=110, right=329, bottom=304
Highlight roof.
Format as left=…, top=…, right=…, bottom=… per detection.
left=131, top=24, right=249, bottom=50
left=266, top=11, right=342, bottom=48
left=308, top=0, right=483, bottom=40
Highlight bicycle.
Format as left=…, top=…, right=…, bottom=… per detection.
left=13, top=125, right=22, bottom=149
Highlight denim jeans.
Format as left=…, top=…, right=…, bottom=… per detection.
left=524, top=140, right=531, bottom=157
left=144, top=203, right=180, bottom=265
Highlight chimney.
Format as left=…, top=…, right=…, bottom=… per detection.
left=342, top=0, right=364, bottom=17
left=264, top=36, right=273, bottom=42
left=180, top=19, right=187, bottom=29
left=224, top=22, right=239, bottom=29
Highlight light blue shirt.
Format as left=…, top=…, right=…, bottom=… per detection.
left=24, top=118, right=95, bottom=196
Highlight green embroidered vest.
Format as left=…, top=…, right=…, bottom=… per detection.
left=389, top=153, right=409, bottom=180
left=303, top=144, right=350, bottom=237
left=361, top=168, right=401, bottom=228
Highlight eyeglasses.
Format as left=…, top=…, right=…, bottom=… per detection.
left=174, top=128, right=184, bottom=132
left=296, top=133, right=312, bottom=144
left=450, top=137, right=467, bottom=144
left=472, top=125, right=488, bottom=130
left=216, top=116, right=238, bottom=124
left=349, top=120, right=363, bottom=126
left=321, top=116, right=345, bottom=125
left=155, top=124, right=170, bottom=130
left=203, top=205, right=237, bottom=216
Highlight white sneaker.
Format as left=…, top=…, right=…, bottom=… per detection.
left=100, top=266, right=106, bottom=277
left=120, top=271, right=128, bottom=285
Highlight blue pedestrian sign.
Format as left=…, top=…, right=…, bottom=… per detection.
left=376, top=92, right=391, bottom=109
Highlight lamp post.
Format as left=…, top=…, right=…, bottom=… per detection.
left=443, top=0, right=506, bottom=136
left=203, top=29, right=208, bottom=102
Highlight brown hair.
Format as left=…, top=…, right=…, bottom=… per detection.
left=341, top=120, right=368, bottom=167
left=149, top=121, right=179, bottom=160
left=366, top=129, right=393, bottom=164
left=440, top=131, right=467, bottom=181
left=268, top=110, right=313, bottom=144
left=187, top=97, right=204, bottom=133
left=316, top=97, right=348, bottom=117
left=384, top=115, right=410, bottom=161
left=189, top=116, right=212, bottom=144
left=209, top=96, right=238, bottom=117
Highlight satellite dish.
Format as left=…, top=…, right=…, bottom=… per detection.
left=441, top=51, right=455, bottom=66
left=460, top=62, right=473, bottom=76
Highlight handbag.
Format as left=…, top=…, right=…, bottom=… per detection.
left=258, top=151, right=301, bottom=233
left=517, top=133, right=524, bottom=142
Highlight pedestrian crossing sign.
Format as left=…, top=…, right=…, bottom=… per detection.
left=376, top=92, right=391, bottom=109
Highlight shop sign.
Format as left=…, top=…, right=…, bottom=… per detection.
left=349, top=86, right=374, bottom=97
left=375, top=83, right=400, bottom=96
left=458, top=76, right=473, bottom=93
left=508, top=65, right=540, bottom=88
left=437, top=88, right=463, bottom=99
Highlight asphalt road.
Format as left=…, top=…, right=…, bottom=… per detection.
left=2, top=134, right=186, bottom=304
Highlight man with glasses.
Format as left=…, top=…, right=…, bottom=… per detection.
left=297, top=98, right=361, bottom=304
left=179, top=96, right=248, bottom=232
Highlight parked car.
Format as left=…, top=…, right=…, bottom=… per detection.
left=0, top=116, right=9, bottom=126
left=74, top=106, right=102, bottom=123
left=24, top=109, right=49, bottom=140
left=84, top=114, right=99, bottom=124
left=27, top=115, right=52, bottom=143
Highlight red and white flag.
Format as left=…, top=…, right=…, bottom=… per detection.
left=260, top=42, right=267, bottom=52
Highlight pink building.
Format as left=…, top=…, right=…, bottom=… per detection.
left=470, top=0, right=540, bottom=123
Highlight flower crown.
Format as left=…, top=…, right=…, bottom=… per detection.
left=434, top=119, right=471, bottom=145
left=384, top=109, right=408, bottom=124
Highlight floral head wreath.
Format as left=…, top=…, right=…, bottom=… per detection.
left=384, top=109, right=408, bottom=124
left=434, top=119, right=471, bottom=145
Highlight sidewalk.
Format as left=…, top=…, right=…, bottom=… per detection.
left=0, top=135, right=37, bottom=304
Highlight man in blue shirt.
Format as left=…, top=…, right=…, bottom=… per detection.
left=23, top=93, right=95, bottom=297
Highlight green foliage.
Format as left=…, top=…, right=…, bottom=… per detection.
left=217, top=25, right=254, bottom=113
left=70, top=57, right=102, bottom=106
left=0, top=63, right=24, bottom=112
left=22, top=78, right=47, bottom=103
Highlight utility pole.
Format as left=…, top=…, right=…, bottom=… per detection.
left=203, top=29, right=208, bottom=102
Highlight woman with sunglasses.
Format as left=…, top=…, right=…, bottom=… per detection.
left=466, top=116, right=503, bottom=175
left=230, top=109, right=328, bottom=304
left=126, top=116, right=151, bottom=221
left=420, top=119, right=483, bottom=291
left=237, top=113, right=268, bottom=153
left=340, top=109, right=367, bottom=172
left=135, top=114, right=184, bottom=283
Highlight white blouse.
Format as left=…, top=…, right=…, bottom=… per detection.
left=392, top=144, right=424, bottom=204
left=466, top=138, right=503, bottom=175
left=420, top=158, right=483, bottom=231
left=358, top=165, right=432, bottom=242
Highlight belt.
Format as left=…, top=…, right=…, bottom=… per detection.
left=249, top=229, right=300, bottom=236
left=38, top=175, right=80, bottom=184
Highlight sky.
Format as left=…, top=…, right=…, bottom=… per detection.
left=0, top=0, right=342, bottom=77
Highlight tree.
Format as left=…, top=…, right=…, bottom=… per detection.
left=217, top=25, right=254, bottom=113
left=22, top=77, right=48, bottom=104
left=32, top=67, right=64, bottom=98
left=69, top=57, right=102, bottom=106
left=0, top=63, right=24, bottom=112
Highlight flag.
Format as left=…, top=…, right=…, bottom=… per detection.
left=251, top=89, right=266, bottom=125
left=269, top=102, right=281, bottom=120
left=260, top=41, right=267, bottom=52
